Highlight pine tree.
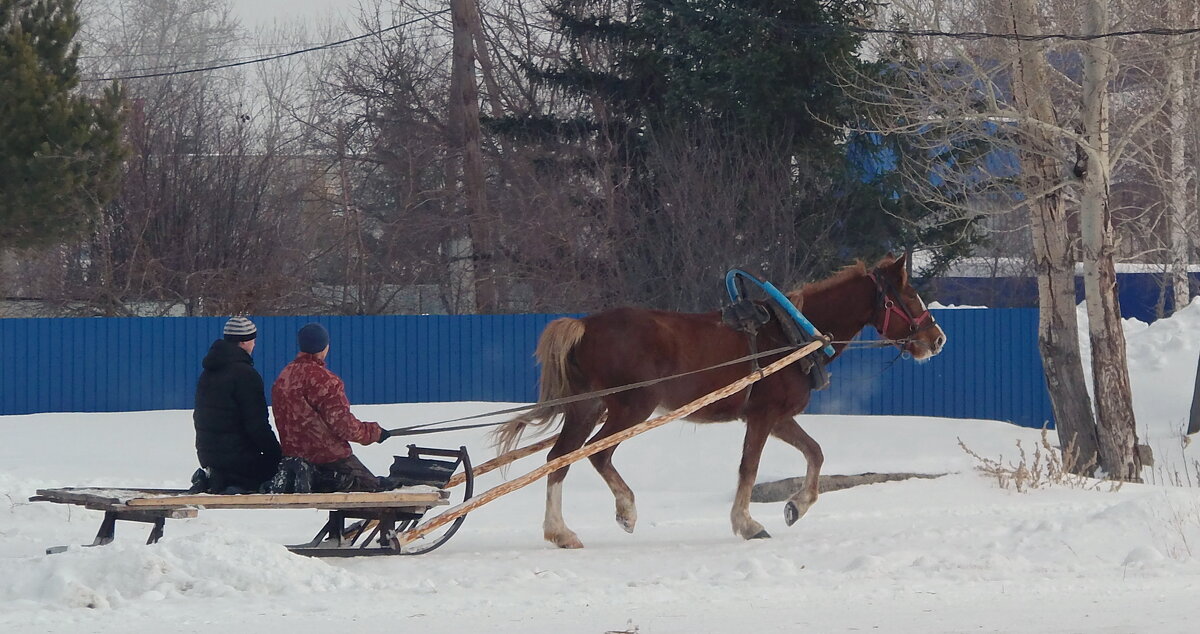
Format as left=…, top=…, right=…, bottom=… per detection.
left=0, top=0, right=125, bottom=248
left=497, top=0, right=939, bottom=306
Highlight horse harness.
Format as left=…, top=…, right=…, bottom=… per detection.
left=866, top=269, right=938, bottom=344
left=722, top=270, right=831, bottom=395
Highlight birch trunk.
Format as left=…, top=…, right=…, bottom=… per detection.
left=1007, top=0, right=1099, bottom=472
left=1167, top=1, right=1193, bottom=314
left=1080, top=0, right=1141, bottom=481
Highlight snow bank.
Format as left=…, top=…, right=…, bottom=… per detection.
left=0, top=532, right=371, bottom=610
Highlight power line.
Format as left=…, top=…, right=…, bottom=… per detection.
left=82, top=10, right=449, bottom=83
left=845, top=25, right=1200, bottom=42
left=79, top=14, right=1200, bottom=83
left=78, top=41, right=337, bottom=61
left=522, top=15, right=1200, bottom=42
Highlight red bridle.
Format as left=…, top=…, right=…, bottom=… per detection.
left=867, top=270, right=935, bottom=338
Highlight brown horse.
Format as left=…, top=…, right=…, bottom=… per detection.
left=493, top=253, right=946, bottom=548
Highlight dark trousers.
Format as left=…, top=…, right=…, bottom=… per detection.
left=315, top=455, right=384, bottom=492
left=204, top=453, right=279, bottom=492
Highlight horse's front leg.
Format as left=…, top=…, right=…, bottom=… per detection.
left=588, top=444, right=637, bottom=533
left=770, top=418, right=824, bottom=525
left=586, top=402, right=653, bottom=534
left=731, top=417, right=773, bottom=540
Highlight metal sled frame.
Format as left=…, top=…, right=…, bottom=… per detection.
left=290, top=445, right=475, bottom=557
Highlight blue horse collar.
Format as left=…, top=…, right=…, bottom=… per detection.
left=725, top=269, right=835, bottom=357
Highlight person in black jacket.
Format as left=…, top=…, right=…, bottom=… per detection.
left=191, top=317, right=282, bottom=493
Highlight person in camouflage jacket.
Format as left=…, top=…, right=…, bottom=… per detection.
left=271, top=323, right=391, bottom=491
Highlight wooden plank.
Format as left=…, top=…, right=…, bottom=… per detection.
left=124, top=490, right=447, bottom=510
left=31, top=491, right=200, bottom=518
left=129, top=499, right=445, bottom=511
left=110, top=508, right=198, bottom=519
left=395, top=339, right=825, bottom=547
left=34, top=488, right=130, bottom=508
left=34, top=487, right=447, bottom=511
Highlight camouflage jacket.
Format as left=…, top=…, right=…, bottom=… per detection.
left=270, top=353, right=383, bottom=465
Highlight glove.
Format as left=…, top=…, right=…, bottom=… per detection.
left=377, top=428, right=392, bottom=444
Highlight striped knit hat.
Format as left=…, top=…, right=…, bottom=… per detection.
left=223, top=316, right=257, bottom=342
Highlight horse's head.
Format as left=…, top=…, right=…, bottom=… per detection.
left=866, top=253, right=946, bottom=360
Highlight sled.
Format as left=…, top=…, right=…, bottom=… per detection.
left=31, top=445, right=474, bottom=557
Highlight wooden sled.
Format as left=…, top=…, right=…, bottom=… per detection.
left=32, top=446, right=474, bottom=557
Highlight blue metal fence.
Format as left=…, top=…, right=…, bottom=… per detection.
left=0, top=309, right=1053, bottom=427
left=808, top=308, right=1052, bottom=427
left=927, top=272, right=1200, bottom=323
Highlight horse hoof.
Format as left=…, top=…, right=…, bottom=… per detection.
left=784, top=501, right=808, bottom=526
left=546, top=531, right=585, bottom=549
left=750, top=529, right=772, bottom=540
left=617, top=515, right=636, bottom=534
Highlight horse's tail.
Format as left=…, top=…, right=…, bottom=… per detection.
left=492, top=317, right=587, bottom=455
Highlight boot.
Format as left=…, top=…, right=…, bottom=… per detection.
left=186, top=468, right=210, bottom=494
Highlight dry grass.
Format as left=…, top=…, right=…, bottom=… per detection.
left=1146, top=457, right=1200, bottom=488
left=957, top=428, right=1120, bottom=492
left=1155, top=500, right=1200, bottom=560
left=1143, top=423, right=1200, bottom=488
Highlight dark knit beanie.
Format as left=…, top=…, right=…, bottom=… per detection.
left=223, top=316, right=257, bottom=342
left=298, top=322, right=330, bottom=354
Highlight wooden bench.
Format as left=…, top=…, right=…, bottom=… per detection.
left=31, top=487, right=452, bottom=557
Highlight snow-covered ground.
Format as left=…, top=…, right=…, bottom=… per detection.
left=4, top=303, right=1200, bottom=633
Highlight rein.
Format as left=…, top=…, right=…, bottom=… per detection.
left=386, top=340, right=820, bottom=437
left=386, top=333, right=914, bottom=438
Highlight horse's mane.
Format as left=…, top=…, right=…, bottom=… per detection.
left=785, top=260, right=869, bottom=306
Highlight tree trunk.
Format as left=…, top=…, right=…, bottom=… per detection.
left=1007, top=0, right=1099, bottom=472
left=1080, top=0, right=1141, bottom=481
left=1167, top=1, right=1193, bottom=314
left=451, top=0, right=498, bottom=313
left=336, top=123, right=366, bottom=314
left=1189, top=348, right=1200, bottom=436
left=0, top=247, right=16, bottom=308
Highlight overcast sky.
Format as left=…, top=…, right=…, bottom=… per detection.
left=228, top=0, right=360, bottom=31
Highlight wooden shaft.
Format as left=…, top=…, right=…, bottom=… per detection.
left=447, top=410, right=611, bottom=488
left=447, top=435, right=559, bottom=488
left=394, top=339, right=824, bottom=546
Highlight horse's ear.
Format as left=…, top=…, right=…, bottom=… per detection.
left=882, top=251, right=909, bottom=284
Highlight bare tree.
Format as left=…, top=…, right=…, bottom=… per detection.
left=23, top=0, right=320, bottom=316
left=852, top=0, right=1148, bottom=478
left=1007, top=0, right=1099, bottom=470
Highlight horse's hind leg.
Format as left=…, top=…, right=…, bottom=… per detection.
left=770, top=418, right=824, bottom=525
left=587, top=397, right=656, bottom=535
left=732, top=415, right=774, bottom=540
left=543, top=401, right=603, bottom=549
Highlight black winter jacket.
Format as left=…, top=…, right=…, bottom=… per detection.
left=193, top=339, right=282, bottom=474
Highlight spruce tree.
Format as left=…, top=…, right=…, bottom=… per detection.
left=498, top=1, right=898, bottom=296
left=0, top=0, right=125, bottom=248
